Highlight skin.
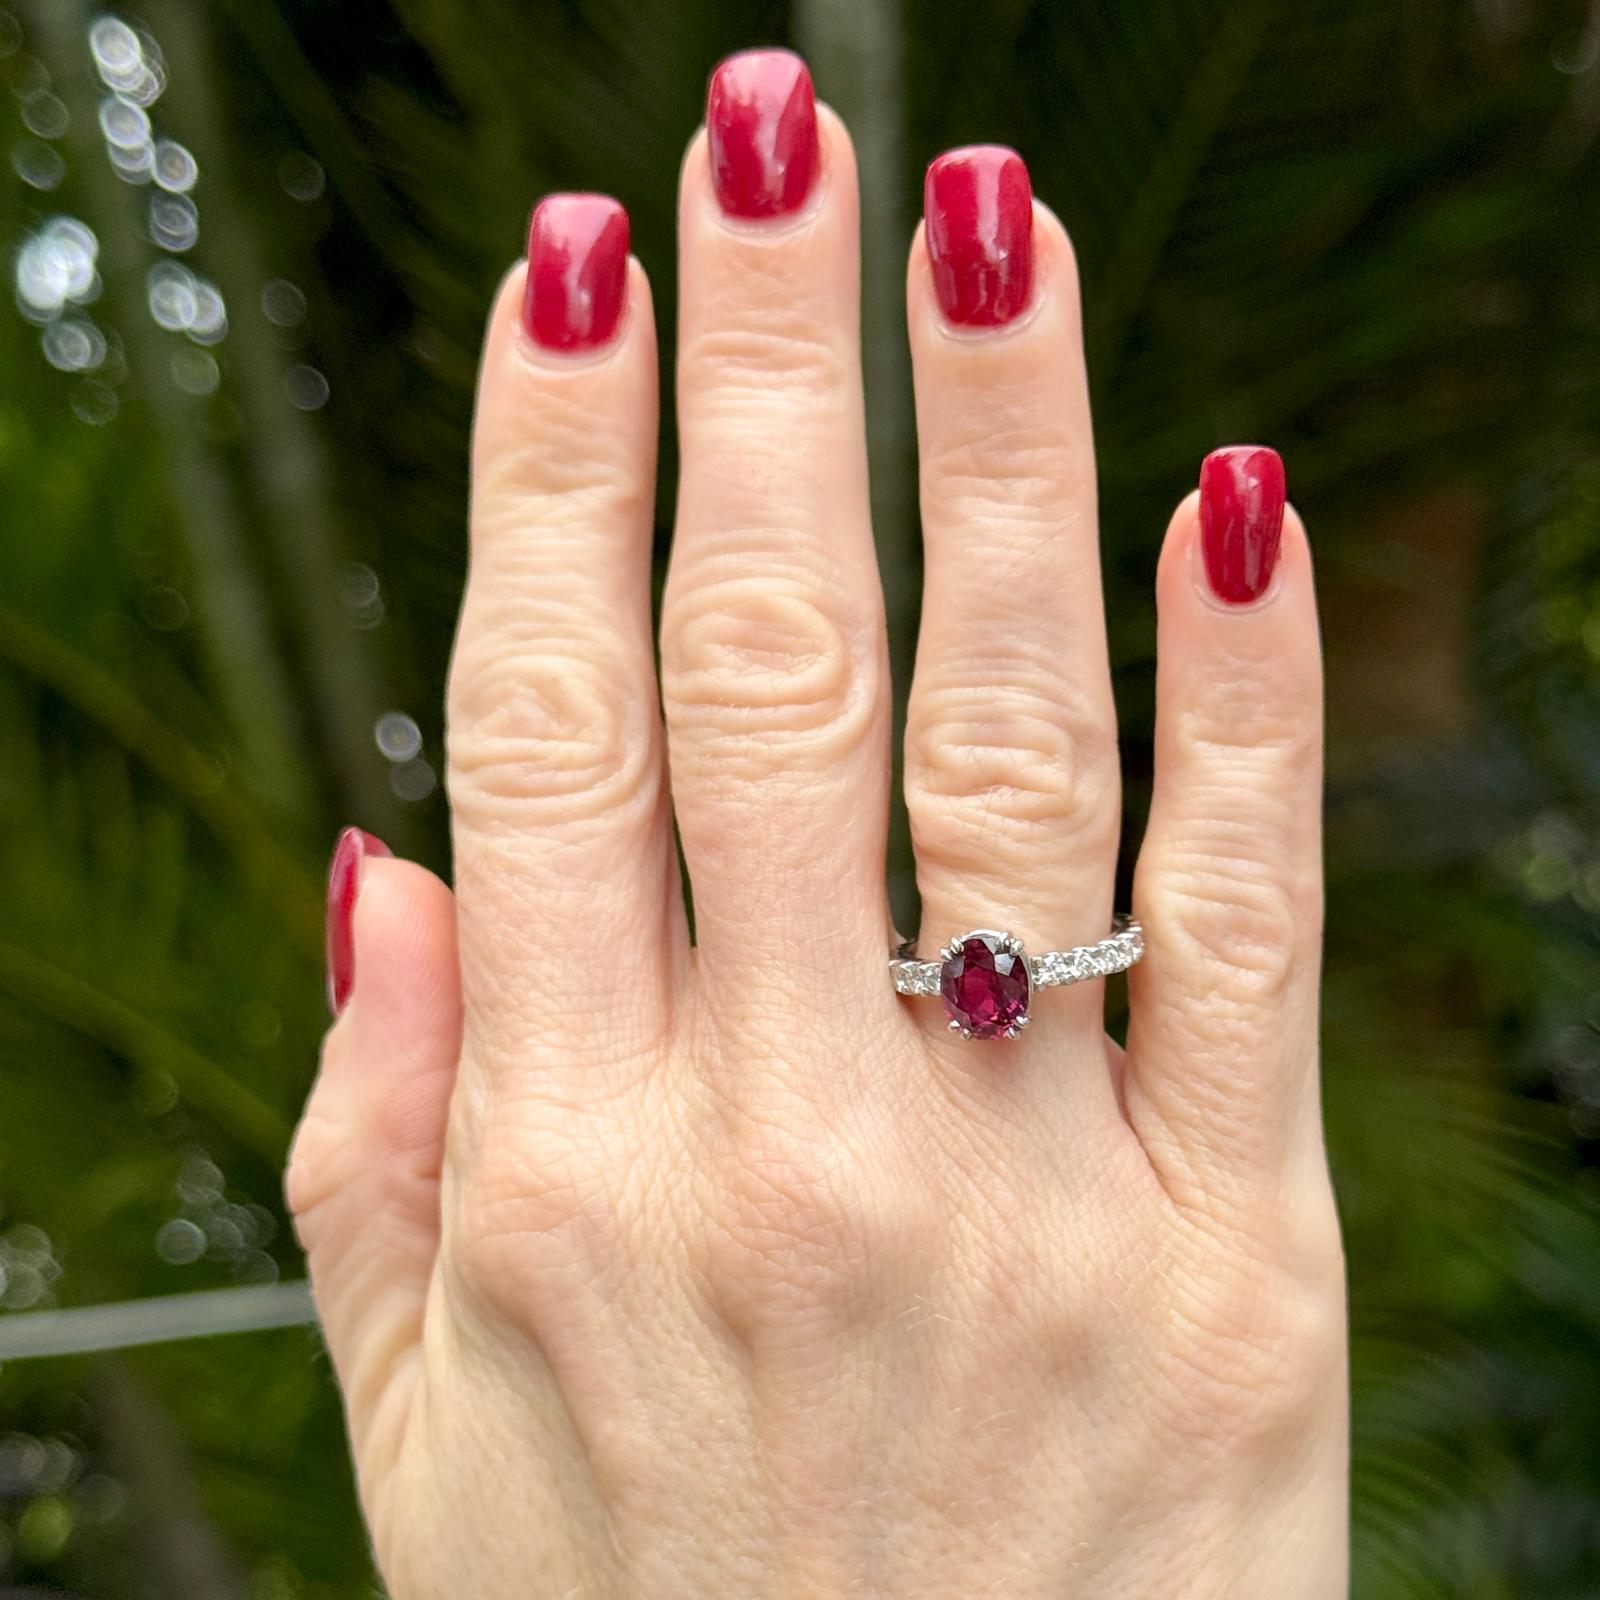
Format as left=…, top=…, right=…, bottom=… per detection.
left=289, top=106, right=1347, bottom=1597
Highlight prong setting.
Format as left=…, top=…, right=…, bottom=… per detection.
left=935, top=930, right=1031, bottom=1042
left=891, top=919, right=1144, bottom=1038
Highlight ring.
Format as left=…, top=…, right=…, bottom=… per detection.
left=890, top=918, right=1144, bottom=1040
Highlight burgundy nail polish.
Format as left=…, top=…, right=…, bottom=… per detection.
left=521, top=194, right=630, bottom=352
left=707, top=49, right=818, bottom=219
left=924, top=145, right=1034, bottom=328
left=327, top=827, right=392, bottom=1015
left=1199, top=446, right=1286, bottom=603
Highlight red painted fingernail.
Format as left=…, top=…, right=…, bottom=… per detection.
left=1199, top=446, right=1287, bottom=604
left=707, top=49, right=818, bottom=219
left=327, top=827, right=392, bottom=1016
left=924, top=145, right=1034, bottom=328
left=520, top=194, right=630, bottom=352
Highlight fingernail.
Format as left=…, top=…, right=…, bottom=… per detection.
left=707, top=48, right=818, bottom=219
left=1199, top=446, right=1287, bottom=604
left=327, top=827, right=392, bottom=1016
left=520, top=194, right=630, bottom=352
left=924, top=145, right=1034, bottom=328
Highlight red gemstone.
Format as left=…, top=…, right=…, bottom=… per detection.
left=939, top=931, right=1029, bottom=1039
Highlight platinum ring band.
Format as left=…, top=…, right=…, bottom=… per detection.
left=890, top=916, right=1144, bottom=995
left=891, top=917, right=1144, bottom=1041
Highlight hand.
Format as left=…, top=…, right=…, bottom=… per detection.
left=290, top=49, right=1346, bottom=1598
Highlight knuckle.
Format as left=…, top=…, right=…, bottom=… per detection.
left=1176, top=696, right=1320, bottom=773
left=286, top=1032, right=452, bottom=1260
left=446, top=641, right=658, bottom=831
left=1160, top=1249, right=1347, bottom=1458
left=662, top=575, right=874, bottom=772
left=922, top=426, right=1088, bottom=530
left=474, top=304, right=650, bottom=487
left=1142, top=852, right=1317, bottom=1009
left=906, top=677, right=1118, bottom=861
left=680, top=314, right=849, bottom=398
left=694, top=1111, right=925, bottom=1340
left=285, top=1036, right=356, bottom=1248
left=1277, top=1189, right=1347, bottom=1298
left=444, top=1116, right=618, bottom=1323
left=284, top=1108, right=340, bottom=1249
left=1230, top=1272, right=1346, bottom=1445
left=952, top=1196, right=1098, bottom=1360
left=474, top=415, right=647, bottom=513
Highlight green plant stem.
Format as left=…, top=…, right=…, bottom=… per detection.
left=145, top=0, right=408, bottom=844
left=94, top=1365, right=251, bottom=1600
left=0, top=610, right=321, bottom=957
left=0, top=1283, right=317, bottom=1359
left=1088, top=0, right=1276, bottom=382
left=212, top=0, right=407, bottom=258
left=0, top=941, right=293, bottom=1163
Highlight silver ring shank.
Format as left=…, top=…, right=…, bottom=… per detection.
left=890, top=916, right=1143, bottom=997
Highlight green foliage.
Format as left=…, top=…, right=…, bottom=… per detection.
left=1, top=0, right=1597, bottom=1593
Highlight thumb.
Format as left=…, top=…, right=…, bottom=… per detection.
left=289, top=828, right=461, bottom=1469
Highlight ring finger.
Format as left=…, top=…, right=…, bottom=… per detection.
left=904, top=148, right=1121, bottom=1058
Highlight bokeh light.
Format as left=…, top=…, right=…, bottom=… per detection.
left=261, top=276, right=307, bottom=326
left=374, top=711, right=422, bottom=762
left=89, top=14, right=164, bottom=105
left=284, top=363, right=329, bottom=410
left=11, top=139, right=64, bottom=189
left=148, top=191, right=198, bottom=252
left=154, top=1152, right=280, bottom=1284
left=0, top=1223, right=62, bottom=1312
left=277, top=150, right=324, bottom=201
left=146, top=259, right=197, bottom=330
left=15, top=216, right=99, bottom=320
left=169, top=345, right=219, bottom=395
left=97, top=92, right=149, bottom=150
left=69, top=379, right=118, bottom=425
left=150, top=136, right=196, bottom=192
left=391, top=758, right=437, bottom=801
left=19, top=90, right=67, bottom=139
left=41, top=318, right=106, bottom=372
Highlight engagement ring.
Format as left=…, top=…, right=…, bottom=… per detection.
left=891, top=919, right=1144, bottom=1039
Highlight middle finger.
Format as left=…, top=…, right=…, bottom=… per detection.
left=661, top=51, right=893, bottom=1033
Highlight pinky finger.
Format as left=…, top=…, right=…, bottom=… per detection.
left=1125, top=449, right=1326, bottom=1206
left=289, top=831, right=461, bottom=1471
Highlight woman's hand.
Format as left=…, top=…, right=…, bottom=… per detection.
left=290, top=49, right=1346, bottom=1598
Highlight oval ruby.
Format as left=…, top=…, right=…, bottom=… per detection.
left=939, top=931, right=1029, bottom=1039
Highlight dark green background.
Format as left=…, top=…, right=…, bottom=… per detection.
left=3, top=1, right=1600, bottom=1595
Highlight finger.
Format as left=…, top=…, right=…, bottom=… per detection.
left=290, top=832, right=461, bottom=1471
left=662, top=52, right=892, bottom=1024
left=1126, top=450, right=1326, bottom=1199
left=904, top=147, right=1120, bottom=1045
left=448, top=196, right=682, bottom=1073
